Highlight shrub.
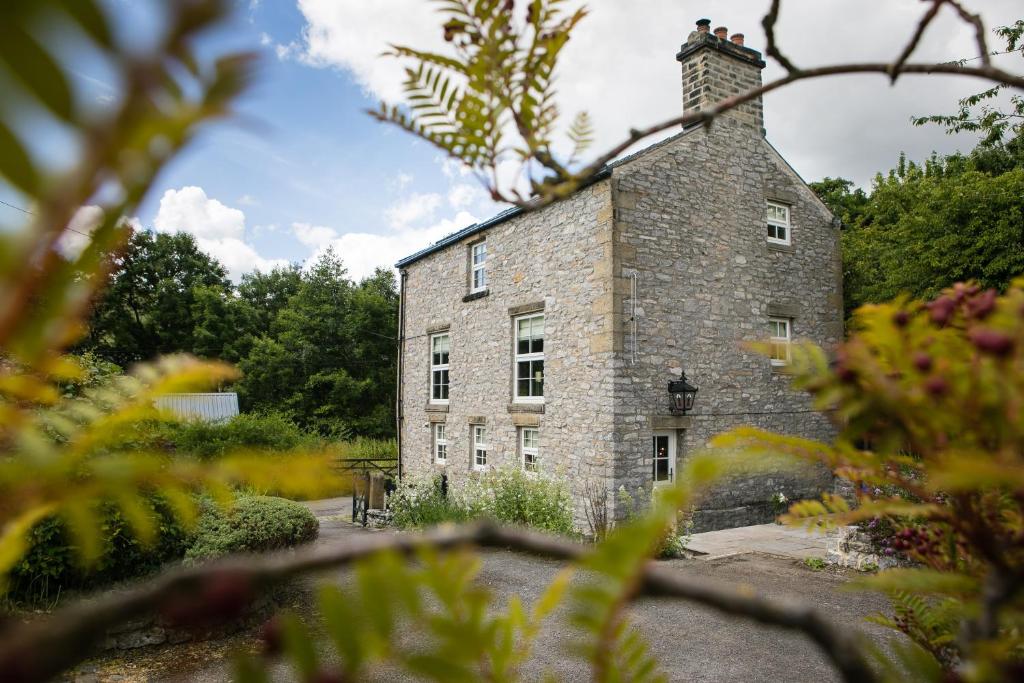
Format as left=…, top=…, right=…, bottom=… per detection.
left=7, top=498, right=190, bottom=605
left=483, top=469, right=574, bottom=535
left=618, top=486, right=691, bottom=559
left=184, top=496, right=319, bottom=563
left=387, top=475, right=469, bottom=529
left=158, top=412, right=318, bottom=459
left=335, top=437, right=398, bottom=461
left=388, top=469, right=574, bottom=535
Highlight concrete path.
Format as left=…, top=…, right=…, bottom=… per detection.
left=686, top=522, right=831, bottom=560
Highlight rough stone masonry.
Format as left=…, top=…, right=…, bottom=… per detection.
left=395, top=18, right=843, bottom=533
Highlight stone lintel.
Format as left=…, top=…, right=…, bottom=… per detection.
left=507, top=403, right=545, bottom=414
left=766, top=188, right=799, bottom=205
left=427, top=413, right=447, bottom=423
left=651, top=415, right=693, bottom=431
left=767, top=302, right=800, bottom=318
left=508, top=301, right=545, bottom=317
left=426, top=322, right=450, bottom=334
left=425, top=403, right=449, bottom=413
left=468, top=415, right=487, bottom=425
left=510, top=412, right=541, bottom=427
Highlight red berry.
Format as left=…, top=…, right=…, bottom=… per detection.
left=912, top=352, right=933, bottom=373
left=969, top=328, right=1015, bottom=357
left=259, top=616, right=284, bottom=656
left=928, top=297, right=956, bottom=326
left=892, top=310, right=910, bottom=328
left=836, top=364, right=858, bottom=384
left=924, top=375, right=949, bottom=397
left=966, top=289, right=997, bottom=319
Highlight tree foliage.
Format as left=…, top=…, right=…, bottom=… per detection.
left=713, top=280, right=1024, bottom=680
left=77, top=238, right=399, bottom=437
left=913, top=20, right=1024, bottom=148
left=0, top=0, right=338, bottom=598
left=838, top=152, right=1024, bottom=316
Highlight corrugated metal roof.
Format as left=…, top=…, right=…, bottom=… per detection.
left=155, top=393, right=240, bottom=423
left=394, top=167, right=613, bottom=269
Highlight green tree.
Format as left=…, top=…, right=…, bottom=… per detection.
left=841, top=153, right=1024, bottom=316
left=80, top=231, right=234, bottom=365
left=237, top=265, right=303, bottom=333
left=808, top=177, right=869, bottom=227
left=237, top=252, right=398, bottom=437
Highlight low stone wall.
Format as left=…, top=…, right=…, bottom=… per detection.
left=100, top=591, right=280, bottom=651
left=825, top=526, right=906, bottom=571
left=689, top=501, right=774, bottom=534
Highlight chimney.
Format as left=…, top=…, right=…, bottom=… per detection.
left=677, top=18, right=766, bottom=134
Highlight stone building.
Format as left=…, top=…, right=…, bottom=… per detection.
left=395, top=19, right=843, bottom=533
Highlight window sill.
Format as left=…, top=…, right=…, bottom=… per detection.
left=463, top=289, right=490, bottom=303
left=508, top=402, right=545, bottom=414
left=767, top=241, right=794, bottom=253
left=425, top=403, right=449, bottom=413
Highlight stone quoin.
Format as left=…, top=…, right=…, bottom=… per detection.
left=395, top=18, right=843, bottom=532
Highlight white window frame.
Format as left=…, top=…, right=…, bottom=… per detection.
left=521, top=427, right=539, bottom=473
left=766, top=201, right=792, bottom=246
left=652, top=431, right=676, bottom=486
left=769, top=317, right=792, bottom=366
left=433, top=423, right=447, bottom=464
left=514, top=313, right=545, bottom=403
left=472, top=425, right=488, bottom=471
left=470, top=241, right=487, bottom=293
left=430, top=333, right=450, bottom=405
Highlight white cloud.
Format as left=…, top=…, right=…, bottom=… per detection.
left=153, top=186, right=287, bottom=281
left=384, top=192, right=443, bottom=229
left=238, top=194, right=260, bottom=206
left=259, top=32, right=272, bottom=47
left=447, top=182, right=482, bottom=210
left=293, top=222, right=338, bottom=248
left=57, top=205, right=104, bottom=259
left=301, top=211, right=479, bottom=281
left=290, top=0, right=1023, bottom=187
left=393, top=172, right=414, bottom=190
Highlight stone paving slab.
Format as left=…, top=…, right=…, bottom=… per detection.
left=686, top=522, right=832, bottom=560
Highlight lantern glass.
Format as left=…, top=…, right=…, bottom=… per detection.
left=668, top=372, right=698, bottom=415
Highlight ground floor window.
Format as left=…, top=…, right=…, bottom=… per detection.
left=769, top=317, right=791, bottom=366
left=652, top=432, right=675, bottom=484
left=521, top=427, right=539, bottom=472
left=473, top=425, right=488, bottom=470
left=433, top=423, right=447, bottom=464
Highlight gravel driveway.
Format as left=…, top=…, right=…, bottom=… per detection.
left=73, top=514, right=897, bottom=682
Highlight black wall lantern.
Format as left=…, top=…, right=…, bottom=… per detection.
left=668, top=371, right=698, bottom=415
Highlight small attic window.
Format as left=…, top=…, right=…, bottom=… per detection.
left=470, top=241, right=487, bottom=293
left=767, top=201, right=791, bottom=245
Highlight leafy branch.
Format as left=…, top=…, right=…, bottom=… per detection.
left=372, top=0, right=1024, bottom=209
left=0, top=519, right=876, bottom=683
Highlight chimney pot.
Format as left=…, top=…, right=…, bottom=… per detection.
left=730, top=33, right=745, bottom=47
left=696, top=18, right=711, bottom=33
left=714, top=26, right=728, bottom=40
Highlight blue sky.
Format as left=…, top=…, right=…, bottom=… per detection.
left=3, top=0, right=1020, bottom=281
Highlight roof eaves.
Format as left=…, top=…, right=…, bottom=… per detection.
left=394, top=166, right=613, bottom=269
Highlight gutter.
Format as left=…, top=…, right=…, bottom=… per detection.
left=396, top=269, right=408, bottom=481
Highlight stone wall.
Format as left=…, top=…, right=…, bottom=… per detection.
left=826, top=526, right=908, bottom=571
left=398, top=181, right=617, bottom=530
left=608, top=116, right=843, bottom=530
